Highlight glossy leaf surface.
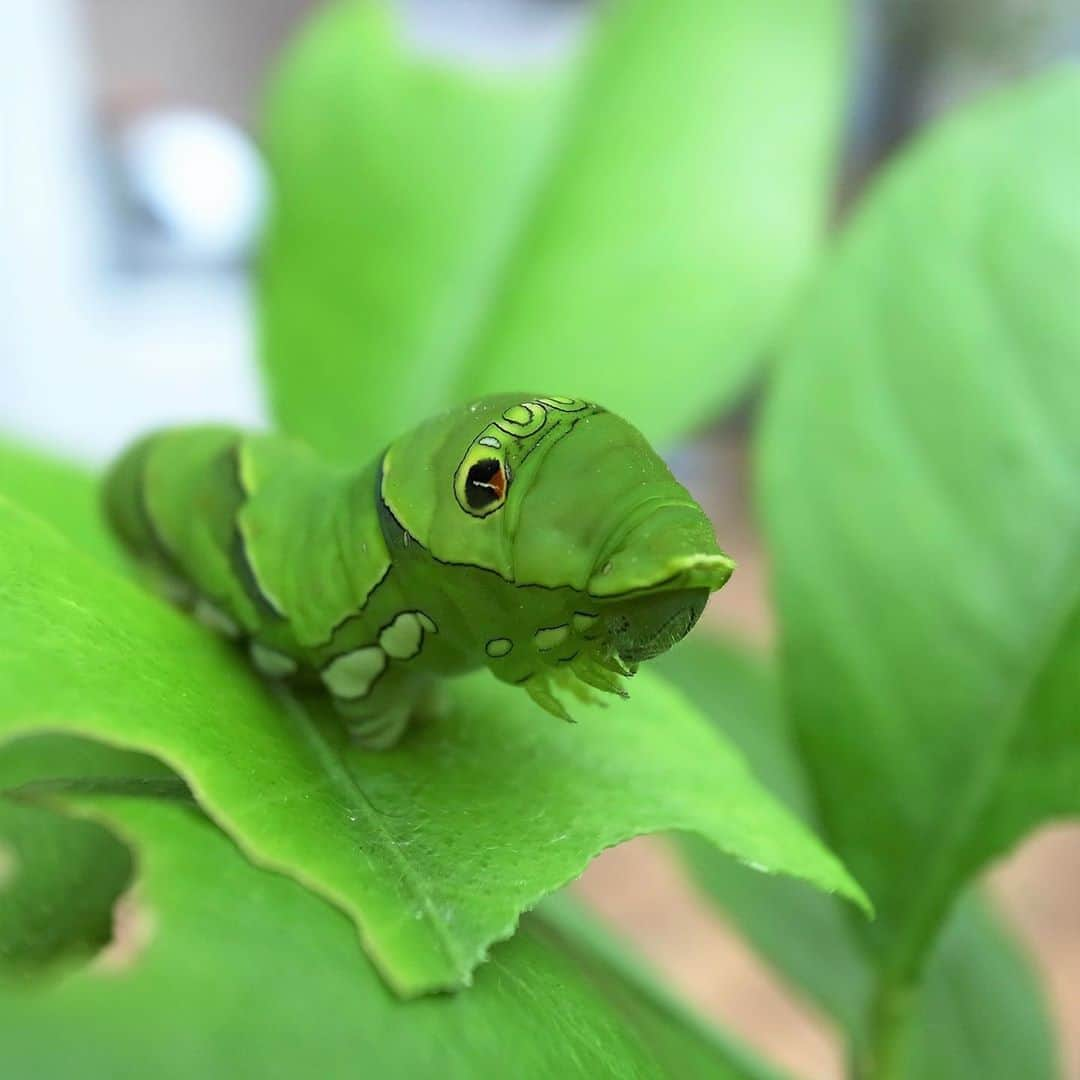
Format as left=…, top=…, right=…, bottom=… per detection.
left=758, top=68, right=1080, bottom=1067
left=0, top=490, right=865, bottom=995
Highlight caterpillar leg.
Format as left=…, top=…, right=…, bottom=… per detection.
left=523, top=674, right=574, bottom=723
left=332, top=672, right=443, bottom=751
left=340, top=700, right=413, bottom=750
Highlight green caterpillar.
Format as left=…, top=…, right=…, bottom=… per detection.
left=102, top=394, right=734, bottom=748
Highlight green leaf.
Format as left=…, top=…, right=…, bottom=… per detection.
left=0, top=733, right=172, bottom=973
left=0, top=732, right=171, bottom=974
left=538, top=893, right=788, bottom=1080
left=259, top=0, right=845, bottom=462
left=0, top=793, right=780, bottom=1080
left=903, top=896, right=1058, bottom=1080
left=657, top=639, right=869, bottom=1032
left=757, top=69, right=1080, bottom=1066
left=0, top=800, right=131, bottom=972
left=0, top=437, right=118, bottom=568
left=0, top=734, right=168, bottom=792
left=659, top=636, right=1058, bottom=1079
left=0, top=494, right=866, bottom=996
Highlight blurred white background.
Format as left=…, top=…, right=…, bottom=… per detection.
left=0, top=0, right=593, bottom=463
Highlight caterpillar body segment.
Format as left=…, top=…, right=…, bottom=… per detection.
left=102, top=395, right=734, bottom=747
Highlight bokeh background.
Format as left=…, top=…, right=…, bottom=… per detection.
left=2, top=2, right=1079, bottom=1077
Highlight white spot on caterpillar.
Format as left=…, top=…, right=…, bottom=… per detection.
left=249, top=642, right=298, bottom=678
left=322, top=646, right=386, bottom=699
left=478, top=435, right=501, bottom=449
left=194, top=598, right=240, bottom=638
left=485, top=637, right=513, bottom=658
left=380, top=613, right=424, bottom=660
left=376, top=611, right=438, bottom=661
left=534, top=625, right=570, bottom=651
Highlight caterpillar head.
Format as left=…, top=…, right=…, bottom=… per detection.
left=502, top=396, right=734, bottom=664
left=382, top=393, right=733, bottom=668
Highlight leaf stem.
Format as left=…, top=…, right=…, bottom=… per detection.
left=862, top=979, right=916, bottom=1080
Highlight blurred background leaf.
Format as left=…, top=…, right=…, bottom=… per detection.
left=0, top=793, right=783, bottom=1080
left=758, top=67, right=1080, bottom=1069
left=0, top=439, right=118, bottom=569
left=259, top=0, right=845, bottom=462
left=658, top=636, right=1058, bottom=1079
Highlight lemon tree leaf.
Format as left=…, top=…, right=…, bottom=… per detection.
left=0, top=493, right=865, bottom=995
left=759, top=69, right=1080, bottom=1066
left=0, top=793, right=782, bottom=1080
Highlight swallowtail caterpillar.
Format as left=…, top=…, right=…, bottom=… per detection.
left=103, top=394, right=734, bottom=748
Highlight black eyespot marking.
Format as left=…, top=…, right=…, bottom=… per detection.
left=465, top=458, right=507, bottom=511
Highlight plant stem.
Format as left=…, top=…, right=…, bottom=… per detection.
left=864, top=979, right=916, bottom=1080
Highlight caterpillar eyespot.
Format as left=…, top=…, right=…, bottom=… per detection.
left=102, top=393, right=734, bottom=750
left=464, top=458, right=508, bottom=513
left=454, top=436, right=511, bottom=519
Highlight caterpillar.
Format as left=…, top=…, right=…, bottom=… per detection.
left=102, top=394, right=734, bottom=748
